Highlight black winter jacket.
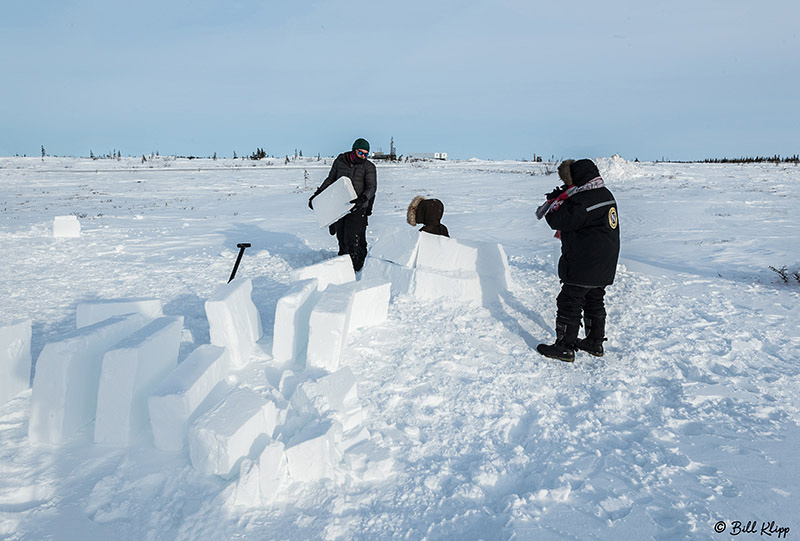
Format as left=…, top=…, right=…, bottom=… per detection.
left=316, top=152, right=377, bottom=214
left=545, top=160, right=620, bottom=287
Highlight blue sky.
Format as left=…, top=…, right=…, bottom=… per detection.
left=2, top=0, right=798, bottom=161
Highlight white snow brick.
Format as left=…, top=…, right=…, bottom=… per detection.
left=305, top=286, right=353, bottom=372
left=272, top=279, right=321, bottom=363
left=188, top=388, right=281, bottom=479
left=53, top=215, right=81, bottom=238
left=311, top=176, right=357, bottom=228
left=28, top=313, right=151, bottom=445
left=368, top=227, right=420, bottom=268
left=76, top=298, right=163, bottom=329
left=346, top=279, right=390, bottom=333
left=289, top=256, right=355, bottom=291
left=93, top=317, right=183, bottom=446
left=416, top=232, right=479, bottom=273
left=148, top=345, right=231, bottom=452
left=413, top=268, right=483, bottom=306
left=476, top=242, right=514, bottom=290
left=360, top=257, right=414, bottom=299
left=285, top=420, right=343, bottom=483
left=291, top=367, right=359, bottom=416
left=205, top=277, right=263, bottom=369
left=259, top=441, right=289, bottom=503
left=231, top=458, right=261, bottom=508
left=0, top=319, right=32, bottom=406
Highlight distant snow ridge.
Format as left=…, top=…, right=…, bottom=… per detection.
left=23, top=233, right=511, bottom=507
left=595, top=154, right=645, bottom=182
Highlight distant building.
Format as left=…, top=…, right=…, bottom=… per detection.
left=408, top=152, right=447, bottom=161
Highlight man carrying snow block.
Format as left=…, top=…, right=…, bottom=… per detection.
left=308, top=138, right=377, bottom=272
left=535, top=159, right=620, bottom=362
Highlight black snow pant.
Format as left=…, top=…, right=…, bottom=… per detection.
left=334, top=209, right=368, bottom=272
left=556, top=284, right=607, bottom=338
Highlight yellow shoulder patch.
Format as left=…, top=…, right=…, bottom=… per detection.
left=608, top=207, right=618, bottom=229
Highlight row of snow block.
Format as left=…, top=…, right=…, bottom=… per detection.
left=53, top=215, right=81, bottom=238
left=0, top=319, right=32, bottom=406
left=188, top=387, right=286, bottom=479
left=205, top=277, right=263, bottom=369
left=148, top=345, right=231, bottom=452
left=305, top=280, right=391, bottom=371
left=28, top=313, right=152, bottom=444
left=362, top=231, right=514, bottom=306
left=76, top=298, right=163, bottom=329
left=272, top=279, right=321, bottom=364
left=289, top=255, right=355, bottom=291
left=94, top=317, right=183, bottom=446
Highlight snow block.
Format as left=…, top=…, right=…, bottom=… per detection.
left=285, top=419, right=343, bottom=483
left=148, top=345, right=231, bottom=452
left=368, top=227, right=420, bottom=268
left=361, top=257, right=414, bottom=299
left=231, top=458, right=261, bottom=508
left=205, top=277, right=263, bottom=369
left=259, top=440, right=289, bottom=503
left=76, top=298, right=163, bottom=329
left=346, top=279, right=390, bottom=333
left=291, top=367, right=359, bottom=417
left=305, top=285, right=353, bottom=372
left=28, top=313, right=151, bottom=445
left=416, top=232, right=479, bottom=273
left=475, top=241, right=515, bottom=303
left=413, top=268, right=483, bottom=306
left=272, top=279, right=321, bottom=364
left=289, top=256, right=355, bottom=291
left=311, top=176, right=357, bottom=228
left=0, top=319, right=32, bottom=406
left=53, top=215, right=81, bottom=238
left=94, top=317, right=183, bottom=446
left=188, top=388, right=282, bottom=479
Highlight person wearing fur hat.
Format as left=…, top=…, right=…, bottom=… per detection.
left=406, top=196, right=449, bottom=237
left=535, top=158, right=620, bottom=362
left=308, top=138, right=377, bottom=272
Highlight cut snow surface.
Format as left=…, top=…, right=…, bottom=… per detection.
left=1, top=157, right=799, bottom=540
left=0, top=319, right=32, bottom=406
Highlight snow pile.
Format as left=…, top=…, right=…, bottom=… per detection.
left=0, top=319, right=32, bottom=405
left=595, top=154, right=646, bottom=182
left=362, top=229, right=513, bottom=306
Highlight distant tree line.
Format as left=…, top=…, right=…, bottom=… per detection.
left=702, top=154, right=799, bottom=164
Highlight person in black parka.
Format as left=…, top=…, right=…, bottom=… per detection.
left=308, top=138, right=377, bottom=272
left=535, top=158, right=620, bottom=362
left=406, top=195, right=449, bottom=237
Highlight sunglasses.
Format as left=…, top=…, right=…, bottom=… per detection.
left=355, top=149, right=369, bottom=157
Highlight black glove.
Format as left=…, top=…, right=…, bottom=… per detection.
left=545, top=186, right=567, bottom=200
left=349, top=194, right=368, bottom=213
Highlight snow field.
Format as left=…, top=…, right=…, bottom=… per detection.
left=76, top=298, right=163, bottom=329
left=0, top=319, right=32, bottom=406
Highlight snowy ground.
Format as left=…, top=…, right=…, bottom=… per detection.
left=1, top=155, right=798, bottom=540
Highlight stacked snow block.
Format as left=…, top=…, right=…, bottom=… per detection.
left=53, top=215, right=81, bottom=238
left=188, top=387, right=286, bottom=479
left=76, top=298, right=163, bottom=329
left=305, top=280, right=390, bottom=372
left=28, top=313, right=151, bottom=444
left=0, top=319, right=32, bottom=406
left=205, top=277, right=263, bottom=369
left=271, top=279, right=321, bottom=364
left=285, top=419, right=343, bottom=482
left=94, top=317, right=183, bottom=446
left=229, top=441, right=291, bottom=507
left=291, top=367, right=367, bottom=444
left=362, top=230, right=514, bottom=307
left=288, top=256, right=355, bottom=291
left=148, top=345, right=231, bottom=452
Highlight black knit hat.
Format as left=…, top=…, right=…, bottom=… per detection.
left=352, top=138, right=370, bottom=152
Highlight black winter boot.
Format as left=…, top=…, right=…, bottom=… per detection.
left=537, top=322, right=579, bottom=362
left=576, top=318, right=606, bottom=357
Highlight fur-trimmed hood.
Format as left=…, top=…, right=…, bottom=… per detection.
left=406, top=195, right=426, bottom=226
left=407, top=196, right=445, bottom=227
